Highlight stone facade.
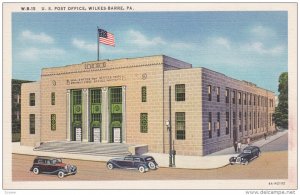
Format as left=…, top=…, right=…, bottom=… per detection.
left=21, top=82, right=41, bottom=146
left=20, top=55, right=276, bottom=156
left=201, top=68, right=276, bottom=155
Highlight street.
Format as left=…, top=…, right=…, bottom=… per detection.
left=12, top=134, right=288, bottom=181
left=261, top=133, right=288, bottom=152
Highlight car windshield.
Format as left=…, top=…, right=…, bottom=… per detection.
left=243, top=150, right=252, bottom=154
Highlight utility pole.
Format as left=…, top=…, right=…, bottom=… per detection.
left=168, top=85, right=172, bottom=167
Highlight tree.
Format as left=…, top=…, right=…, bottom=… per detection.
left=273, top=72, right=288, bottom=129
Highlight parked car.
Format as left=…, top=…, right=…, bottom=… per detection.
left=106, top=155, right=159, bottom=173
left=30, top=156, right=77, bottom=178
left=229, top=146, right=261, bottom=165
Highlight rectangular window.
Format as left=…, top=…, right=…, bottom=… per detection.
left=254, top=112, right=256, bottom=129
left=244, top=93, right=247, bottom=105
left=51, top=114, right=56, bottom=131
left=249, top=94, right=252, bottom=105
left=266, top=113, right=268, bottom=127
left=232, top=91, right=236, bottom=104
left=73, top=90, right=82, bottom=105
left=92, top=113, right=101, bottom=122
left=91, top=89, right=101, bottom=104
left=249, top=112, right=252, bottom=130
left=208, top=112, right=212, bottom=138
left=111, top=88, right=122, bottom=103
left=175, top=84, right=185, bottom=101
left=29, top=114, right=35, bottom=134
left=176, top=112, right=185, bottom=140
left=226, top=112, right=229, bottom=135
left=239, top=112, right=242, bottom=132
left=258, top=113, right=260, bottom=128
left=217, top=112, right=220, bottom=137
left=140, top=113, right=148, bottom=133
left=244, top=112, right=247, bottom=131
left=208, top=85, right=212, bottom=101
left=225, top=89, right=229, bottom=103
left=217, top=87, right=220, bottom=102
left=29, top=93, right=35, bottom=106
left=73, top=114, right=82, bottom=122
left=111, top=113, right=122, bottom=123
left=51, top=92, right=55, bottom=105
left=141, top=86, right=147, bottom=102
left=238, top=92, right=242, bottom=105
left=233, top=112, right=236, bottom=127
left=258, top=96, right=260, bottom=106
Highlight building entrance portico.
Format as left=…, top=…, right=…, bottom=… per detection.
left=67, top=86, right=126, bottom=144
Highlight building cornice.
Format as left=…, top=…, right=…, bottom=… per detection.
left=41, top=62, right=163, bottom=77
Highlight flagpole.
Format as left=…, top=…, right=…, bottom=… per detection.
left=97, top=26, right=99, bottom=61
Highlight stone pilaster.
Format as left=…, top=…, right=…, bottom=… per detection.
left=82, top=88, right=88, bottom=142
left=66, top=90, right=71, bottom=141
left=101, top=87, right=109, bottom=143
left=122, top=86, right=126, bottom=143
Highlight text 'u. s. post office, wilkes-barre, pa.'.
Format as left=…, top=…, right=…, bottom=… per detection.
left=20, top=6, right=134, bottom=11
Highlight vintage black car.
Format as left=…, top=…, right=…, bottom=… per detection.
left=107, top=155, right=159, bottom=173
left=30, top=156, right=77, bottom=178
left=229, top=146, right=261, bottom=165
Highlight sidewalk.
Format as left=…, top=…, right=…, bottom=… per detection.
left=12, top=130, right=288, bottom=169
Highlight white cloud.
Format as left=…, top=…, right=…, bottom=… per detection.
left=250, top=25, right=276, bottom=38
left=72, top=38, right=97, bottom=52
left=244, top=42, right=285, bottom=55
left=72, top=38, right=133, bottom=54
left=213, top=37, right=231, bottom=49
left=19, top=47, right=65, bottom=61
left=21, top=30, right=54, bottom=44
left=127, top=30, right=166, bottom=47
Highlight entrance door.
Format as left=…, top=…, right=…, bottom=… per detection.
left=75, top=127, right=82, bottom=141
left=112, top=127, right=121, bottom=143
left=93, top=127, right=101, bottom=142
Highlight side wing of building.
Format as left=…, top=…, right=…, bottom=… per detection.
left=21, top=82, right=41, bottom=146
left=201, top=68, right=276, bottom=155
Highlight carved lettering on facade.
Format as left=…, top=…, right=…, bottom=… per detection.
left=84, top=62, right=106, bottom=70
left=66, top=75, right=126, bottom=85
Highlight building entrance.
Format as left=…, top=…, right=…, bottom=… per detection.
left=74, top=126, right=82, bottom=141
left=71, top=90, right=82, bottom=141
left=69, top=87, right=124, bottom=143
left=112, top=127, right=121, bottom=143
left=91, top=127, right=101, bottom=142
left=109, top=87, right=123, bottom=143
left=89, top=89, right=102, bottom=142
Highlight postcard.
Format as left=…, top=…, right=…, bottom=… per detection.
left=2, top=2, right=297, bottom=192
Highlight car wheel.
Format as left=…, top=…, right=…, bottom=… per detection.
left=138, top=166, right=145, bottom=173
left=243, top=161, right=249, bottom=165
left=148, top=162, right=156, bottom=170
left=230, top=162, right=234, bottom=165
left=257, top=152, right=261, bottom=157
left=33, top=167, right=39, bottom=175
left=107, top=163, right=114, bottom=170
left=58, top=171, right=65, bottom=179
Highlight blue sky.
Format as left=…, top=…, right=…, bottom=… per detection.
left=12, top=11, right=287, bottom=94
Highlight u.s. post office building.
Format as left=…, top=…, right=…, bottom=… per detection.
left=21, top=55, right=276, bottom=156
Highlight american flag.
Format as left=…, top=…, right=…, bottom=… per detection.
left=98, top=29, right=115, bottom=46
